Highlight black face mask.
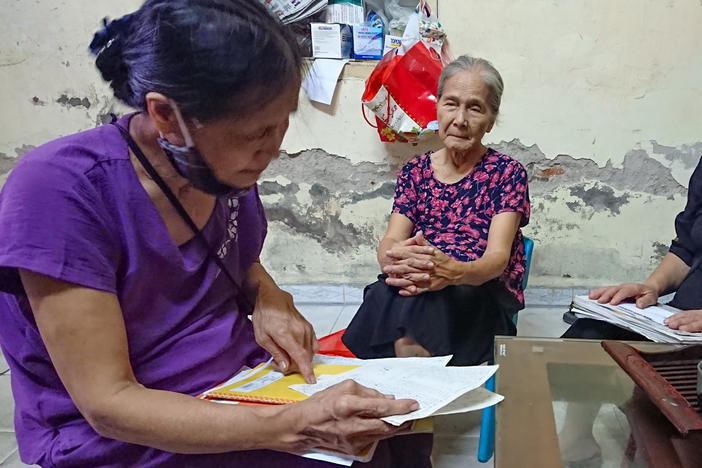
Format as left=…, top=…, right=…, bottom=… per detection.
left=157, top=100, right=252, bottom=197
left=157, top=137, right=251, bottom=197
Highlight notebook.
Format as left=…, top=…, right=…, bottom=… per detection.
left=203, top=356, right=359, bottom=404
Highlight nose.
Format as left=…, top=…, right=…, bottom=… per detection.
left=454, top=108, right=468, bottom=127
left=259, top=120, right=288, bottom=160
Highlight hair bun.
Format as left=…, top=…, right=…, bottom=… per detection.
left=90, top=14, right=135, bottom=104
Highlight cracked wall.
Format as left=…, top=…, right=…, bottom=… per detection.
left=259, top=141, right=696, bottom=286
left=3, top=0, right=702, bottom=288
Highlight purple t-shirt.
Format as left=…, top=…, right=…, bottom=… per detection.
left=392, top=150, right=530, bottom=304
left=0, top=116, right=318, bottom=467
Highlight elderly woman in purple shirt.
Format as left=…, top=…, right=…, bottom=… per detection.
left=0, top=1, right=421, bottom=467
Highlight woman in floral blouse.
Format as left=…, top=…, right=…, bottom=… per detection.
left=343, top=55, right=530, bottom=366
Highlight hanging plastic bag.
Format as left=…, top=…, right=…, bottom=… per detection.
left=361, top=1, right=453, bottom=143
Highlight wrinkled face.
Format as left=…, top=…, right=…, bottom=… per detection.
left=188, top=84, right=299, bottom=189
left=437, top=69, right=495, bottom=154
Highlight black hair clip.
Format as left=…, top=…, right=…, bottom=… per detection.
left=89, top=13, right=135, bottom=56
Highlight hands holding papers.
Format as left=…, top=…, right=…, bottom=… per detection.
left=590, top=282, right=702, bottom=334
left=203, top=355, right=501, bottom=464
left=290, top=356, right=500, bottom=425
left=205, top=355, right=501, bottom=423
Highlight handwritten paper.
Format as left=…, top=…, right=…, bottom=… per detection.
left=290, top=357, right=498, bottom=426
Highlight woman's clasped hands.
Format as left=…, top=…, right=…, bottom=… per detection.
left=382, top=231, right=461, bottom=296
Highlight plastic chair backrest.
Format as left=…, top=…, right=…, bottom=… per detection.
left=522, top=236, right=534, bottom=290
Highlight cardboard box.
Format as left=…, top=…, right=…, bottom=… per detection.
left=383, top=35, right=402, bottom=56
left=311, top=23, right=352, bottom=59
left=352, top=25, right=383, bottom=60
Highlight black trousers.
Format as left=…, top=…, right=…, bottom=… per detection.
left=342, top=276, right=521, bottom=366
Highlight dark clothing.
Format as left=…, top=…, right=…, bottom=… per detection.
left=667, top=157, right=702, bottom=310
left=565, top=156, right=702, bottom=341
left=561, top=318, right=647, bottom=341
left=343, top=276, right=520, bottom=366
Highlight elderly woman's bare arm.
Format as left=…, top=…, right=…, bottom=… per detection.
left=452, top=211, right=522, bottom=286
left=19, top=270, right=417, bottom=455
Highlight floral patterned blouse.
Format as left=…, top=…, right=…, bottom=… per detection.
left=392, top=149, right=531, bottom=304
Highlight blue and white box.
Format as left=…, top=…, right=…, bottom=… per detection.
left=352, top=25, right=383, bottom=60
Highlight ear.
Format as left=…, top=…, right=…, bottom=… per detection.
left=145, top=92, right=184, bottom=144
left=486, top=116, right=496, bottom=134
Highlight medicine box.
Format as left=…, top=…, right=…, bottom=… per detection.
left=311, top=23, right=352, bottom=59
left=352, top=25, right=383, bottom=60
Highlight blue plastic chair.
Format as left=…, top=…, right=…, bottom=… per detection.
left=477, top=236, right=533, bottom=463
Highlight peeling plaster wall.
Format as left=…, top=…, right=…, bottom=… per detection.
left=2, top=0, right=702, bottom=289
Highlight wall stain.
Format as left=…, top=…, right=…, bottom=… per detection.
left=56, top=94, right=91, bottom=109
left=651, top=141, right=702, bottom=170
left=260, top=149, right=391, bottom=252
left=566, top=201, right=582, bottom=212
left=495, top=139, right=686, bottom=198
left=14, top=144, right=36, bottom=157
left=569, top=184, right=630, bottom=215
left=0, top=153, right=16, bottom=174
left=651, top=241, right=669, bottom=260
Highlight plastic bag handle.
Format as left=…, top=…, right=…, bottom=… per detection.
left=418, top=0, right=432, bottom=17
left=361, top=103, right=378, bottom=129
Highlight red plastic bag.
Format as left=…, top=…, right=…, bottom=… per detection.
left=361, top=1, right=452, bottom=143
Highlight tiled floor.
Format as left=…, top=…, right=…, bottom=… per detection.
left=0, top=288, right=576, bottom=467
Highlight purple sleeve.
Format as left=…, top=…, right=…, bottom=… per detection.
left=0, top=160, right=120, bottom=294
left=492, top=161, right=530, bottom=227
left=391, top=161, right=419, bottom=223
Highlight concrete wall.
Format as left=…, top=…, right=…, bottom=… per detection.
left=2, top=0, right=701, bottom=289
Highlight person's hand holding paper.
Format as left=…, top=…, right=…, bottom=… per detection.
left=285, top=380, right=417, bottom=456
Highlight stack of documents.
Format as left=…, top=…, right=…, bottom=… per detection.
left=202, top=354, right=503, bottom=465
left=570, top=295, right=702, bottom=343
left=261, top=0, right=328, bottom=24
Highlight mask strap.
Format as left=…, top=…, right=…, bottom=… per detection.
left=168, top=99, right=196, bottom=148
left=111, top=120, right=255, bottom=313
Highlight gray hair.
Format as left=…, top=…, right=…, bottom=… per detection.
left=437, top=55, right=504, bottom=118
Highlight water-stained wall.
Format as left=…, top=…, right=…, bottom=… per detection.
left=2, top=0, right=702, bottom=288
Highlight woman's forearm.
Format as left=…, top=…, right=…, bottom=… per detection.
left=452, top=251, right=510, bottom=287
left=86, top=382, right=298, bottom=454
left=246, top=259, right=279, bottom=294
left=643, top=252, right=690, bottom=296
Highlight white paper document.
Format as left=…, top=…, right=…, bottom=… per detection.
left=617, top=302, right=676, bottom=325
left=290, top=357, right=499, bottom=426
left=571, top=295, right=702, bottom=343
left=302, top=59, right=348, bottom=105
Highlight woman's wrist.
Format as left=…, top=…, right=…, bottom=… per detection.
left=248, top=402, right=303, bottom=452
left=447, top=259, right=470, bottom=286
left=642, top=277, right=665, bottom=297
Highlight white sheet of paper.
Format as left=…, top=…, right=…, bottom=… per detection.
left=291, top=360, right=498, bottom=426
left=302, top=59, right=348, bottom=105
left=432, top=386, right=504, bottom=416
left=618, top=302, right=676, bottom=325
